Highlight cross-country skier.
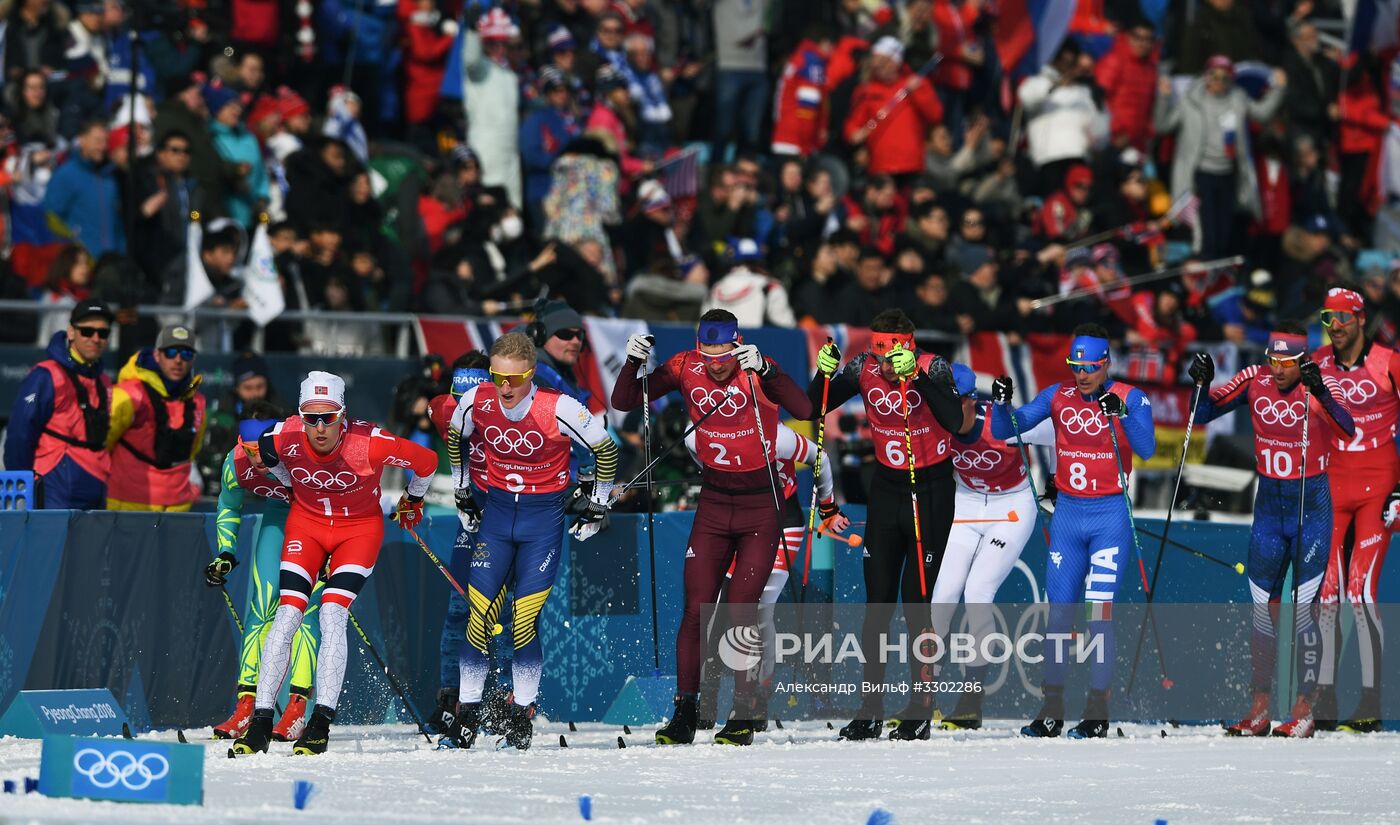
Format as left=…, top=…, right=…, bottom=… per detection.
left=811, top=309, right=963, bottom=741
left=689, top=421, right=849, bottom=729
left=612, top=309, right=813, bottom=746
left=443, top=332, right=619, bottom=750
left=1311, top=286, right=1396, bottom=732
left=936, top=364, right=1046, bottom=731
left=206, top=404, right=322, bottom=743
left=991, top=324, right=1156, bottom=738
left=427, top=354, right=494, bottom=734
left=1190, top=322, right=1355, bottom=737
left=232, top=371, right=440, bottom=755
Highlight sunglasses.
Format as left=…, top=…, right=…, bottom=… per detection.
left=161, top=346, right=195, bottom=361
left=240, top=442, right=261, bottom=459
left=490, top=368, right=536, bottom=387
left=1320, top=309, right=1357, bottom=328
left=696, top=349, right=737, bottom=364
left=552, top=328, right=584, bottom=342
left=301, top=410, right=345, bottom=428
left=1268, top=356, right=1301, bottom=368
left=74, top=325, right=111, bottom=340
left=1066, top=358, right=1108, bottom=374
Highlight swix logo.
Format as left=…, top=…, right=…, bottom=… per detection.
left=383, top=456, right=413, bottom=468
left=1361, top=533, right=1383, bottom=549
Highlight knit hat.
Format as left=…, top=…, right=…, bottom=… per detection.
left=1205, top=55, right=1234, bottom=76
left=871, top=36, right=904, bottom=63
left=478, top=7, right=519, bottom=41
left=450, top=144, right=479, bottom=169
left=299, top=371, right=346, bottom=410
left=637, top=179, right=671, bottom=211
left=595, top=65, right=627, bottom=93
left=536, top=300, right=584, bottom=338
left=246, top=95, right=282, bottom=130
left=1064, top=163, right=1093, bottom=190
left=233, top=351, right=270, bottom=386
left=538, top=65, right=567, bottom=93
left=202, top=83, right=240, bottom=117
left=954, top=243, right=994, bottom=277
left=547, top=24, right=576, bottom=52
left=727, top=237, right=764, bottom=264
left=276, top=87, right=311, bottom=121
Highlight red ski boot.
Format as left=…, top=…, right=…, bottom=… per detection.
left=273, top=693, right=310, bottom=742
left=1272, top=695, right=1315, bottom=738
left=1224, top=692, right=1272, bottom=737
left=212, top=691, right=255, bottom=740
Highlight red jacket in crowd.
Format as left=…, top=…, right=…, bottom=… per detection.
left=842, top=192, right=908, bottom=257
left=1253, top=154, right=1291, bottom=236
left=400, top=1, right=457, bottom=125
left=844, top=71, right=943, bottom=177
left=931, top=0, right=982, bottom=92
left=231, top=0, right=280, bottom=49
left=1094, top=33, right=1158, bottom=150
left=772, top=39, right=830, bottom=156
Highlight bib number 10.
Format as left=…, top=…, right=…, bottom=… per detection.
left=1259, top=448, right=1294, bottom=477
left=1066, top=462, right=1098, bottom=491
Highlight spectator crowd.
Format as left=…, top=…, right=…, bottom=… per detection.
left=0, top=0, right=1396, bottom=371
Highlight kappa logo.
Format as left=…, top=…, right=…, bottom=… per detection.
left=1050, top=551, right=1063, bottom=568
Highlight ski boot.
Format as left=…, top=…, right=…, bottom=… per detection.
left=655, top=695, right=699, bottom=745
left=1067, top=689, right=1110, bottom=739
left=291, top=705, right=335, bottom=754
left=1338, top=688, right=1382, bottom=733
left=838, top=717, right=885, bottom=741
left=889, top=697, right=935, bottom=741
left=502, top=702, right=535, bottom=750
left=430, top=689, right=459, bottom=735
left=438, top=702, right=482, bottom=749
left=231, top=709, right=274, bottom=754
left=1224, top=692, right=1273, bottom=736
left=697, top=656, right=721, bottom=731
left=272, top=691, right=309, bottom=742
left=1273, top=694, right=1315, bottom=738
left=940, top=689, right=984, bottom=731
left=1021, top=686, right=1065, bottom=737
left=714, top=695, right=761, bottom=746
left=481, top=687, right=511, bottom=735
left=1311, top=684, right=1338, bottom=732
left=212, top=689, right=255, bottom=740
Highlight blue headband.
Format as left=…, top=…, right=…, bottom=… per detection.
left=951, top=363, right=977, bottom=398
left=697, top=319, right=740, bottom=346
left=1067, top=335, right=1110, bottom=364
left=452, top=367, right=491, bottom=399
left=238, top=418, right=277, bottom=445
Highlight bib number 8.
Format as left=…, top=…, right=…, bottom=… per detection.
left=1067, top=462, right=1088, bottom=491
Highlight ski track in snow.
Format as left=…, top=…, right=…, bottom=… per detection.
left=1, top=721, right=1397, bottom=824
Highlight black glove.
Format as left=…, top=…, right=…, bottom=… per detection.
left=1187, top=351, right=1214, bottom=386
left=1300, top=360, right=1326, bottom=397
left=991, top=376, right=1014, bottom=405
left=455, top=487, right=482, bottom=532
left=257, top=430, right=279, bottom=467
left=205, top=551, right=238, bottom=587
left=1098, top=392, right=1125, bottom=418
left=569, top=501, right=609, bottom=541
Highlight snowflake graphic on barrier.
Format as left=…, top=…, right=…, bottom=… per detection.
left=540, top=576, right=623, bottom=716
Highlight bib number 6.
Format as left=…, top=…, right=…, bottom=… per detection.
left=885, top=441, right=906, bottom=467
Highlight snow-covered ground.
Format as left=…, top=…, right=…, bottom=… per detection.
left=2, top=720, right=1397, bottom=824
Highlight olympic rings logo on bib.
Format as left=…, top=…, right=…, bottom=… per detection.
left=867, top=387, right=921, bottom=416
left=690, top=387, right=746, bottom=418
left=484, top=426, right=546, bottom=456
left=290, top=467, right=358, bottom=490
left=73, top=748, right=169, bottom=791
left=952, top=449, right=1002, bottom=471
left=1337, top=377, right=1378, bottom=405
left=254, top=483, right=290, bottom=502
left=1058, top=407, right=1107, bottom=435
left=1253, top=397, right=1306, bottom=426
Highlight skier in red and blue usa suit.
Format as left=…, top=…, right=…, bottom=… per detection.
left=991, top=324, right=1156, bottom=739
left=1189, top=323, right=1354, bottom=738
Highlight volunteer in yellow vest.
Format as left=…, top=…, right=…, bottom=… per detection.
left=105, top=324, right=208, bottom=510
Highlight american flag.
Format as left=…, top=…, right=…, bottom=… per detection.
left=656, top=146, right=701, bottom=199
left=1164, top=193, right=1200, bottom=229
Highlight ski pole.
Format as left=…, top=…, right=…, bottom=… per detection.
left=802, top=339, right=834, bottom=592
left=900, top=376, right=929, bottom=598
left=346, top=608, right=433, bottom=743
left=1291, top=388, right=1310, bottom=704
left=1029, top=256, right=1243, bottom=310
left=1127, top=380, right=1204, bottom=695
left=748, top=371, right=783, bottom=515
left=220, top=585, right=245, bottom=636
left=403, top=525, right=469, bottom=599
left=1134, top=527, right=1245, bottom=573
left=614, top=387, right=740, bottom=494
left=641, top=364, right=661, bottom=672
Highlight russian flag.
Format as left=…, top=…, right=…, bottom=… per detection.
left=993, top=0, right=1079, bottom=78
left=1347, top=0, right=1400, bottom=54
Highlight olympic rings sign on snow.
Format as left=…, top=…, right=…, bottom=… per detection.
left=1057, top=407, right=1107, bottom=436
left=952, top=449, right=1002, bottom=471
left=1253, top=397, right=1306, bottom=427
left=867, top=387, right=921, bottom=416
left=1337, top=377, right=1378, bottom=405
left=73, top=748, right=169, bottom=791
left=484, top=426, right=546, bottom=456
left=690, top=387, right=746, bottom=418
left=289, top=467, right=359, bottom=491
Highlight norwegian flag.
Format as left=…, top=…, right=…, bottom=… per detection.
left=657, top=146, right=701, bottom=199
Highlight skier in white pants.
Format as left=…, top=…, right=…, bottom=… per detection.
left=934, top=364, right=1046, bottom=730
left=689, top=422, right=847, bottom=728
